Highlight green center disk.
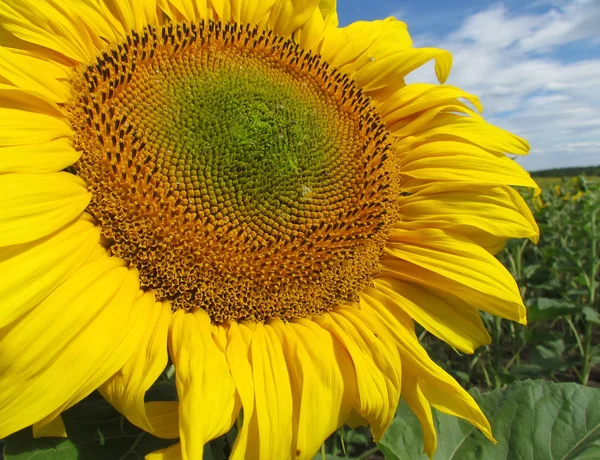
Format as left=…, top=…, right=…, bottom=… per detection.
left=143, top=60, right=343, bottom=220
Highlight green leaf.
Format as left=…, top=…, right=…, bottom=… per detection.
left=583, top=307, right=600, bottom=325
left=341, top=429, right=369, bottom=446
left=528, top=297, right=580, bottom=321
left=145, top=379, right=178, bottom=402
left=3, top=392, right=177, bottom=459
left=378, top=404, right=428, bottom=460
left=522, top=263, right=541, bottom=280
left=377, top=380, right=600, bottom=460
left=510, top=338, right=575, bottom=378
left=203, top=426, right=238, bottom=460
left=311, top=455, right=351, bottom=460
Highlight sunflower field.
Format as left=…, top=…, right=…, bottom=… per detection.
left=3, top=175, right=599, bottom=459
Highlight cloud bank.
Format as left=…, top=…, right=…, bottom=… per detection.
left=402, top=0, right=600, bottom=171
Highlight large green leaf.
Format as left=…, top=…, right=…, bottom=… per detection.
left=378, top=380, right=600, bottom=460
left=527, top=297, right=581, bottom=322
left=2, top=392, right=177, bottom=460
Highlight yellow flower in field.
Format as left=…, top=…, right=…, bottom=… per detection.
left=532, top=194, right=546, bottom=211
left=0, top=0, right=540, bottom=458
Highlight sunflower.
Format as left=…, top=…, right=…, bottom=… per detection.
left=0, top=0, right=539, bottom=458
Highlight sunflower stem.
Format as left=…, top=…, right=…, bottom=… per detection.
left=581, top=208, right=598, bottom=385
left=567, top=317, right=585, bottom=357
left=493, top=316, right=503, bottom=389
left=358, top=446, right=381, bottom=459
left=479, top=356, right=493, bottom=389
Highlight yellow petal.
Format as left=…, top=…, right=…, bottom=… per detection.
left=397, top=183, right=539, bottom=244
left=355, top=47, right=452, bottom=92
left=146, top=443, right=183, bottom=460
left=398, top=113, right=530, bottom=155
left=387, top=101, right=480, bottom=139
left=334, top=308, right=402, bottom=439
left=0, top=215, right=100, bottom=328
left=0, top=105, right=72, bottom=146
left=315, top=308, right=401, bottom=440
left=0, top=83, right=64, bottom=114
left=268, top=0, right=320, bottom=38
left=0, top=257, right=146, bottom=438
left=208, top=0, right=232, bottom=22
left=0, top=138, right=80, bottom=174
left=377, top=83, right=483, bottom=123
left=247, top=321, right=294, bottom=458
left=398, top=140, right=539, bottom=191
left=272, top=319, right=353, bottom=460
left=320, top=17, right=450, bottom=100
left=418, top=371, right=494, bottom=443
left=365, top=297, right=494, bottom=442
left=169, top=309, right=239, bottom=460
left=227, top=321, right=257, bottom=460
left=145, top=401, right=180, bottom=438
left=230, top=0, right=276, bottom=25
left=294, top=0, right=334, bottom=52
left=102, top=0, right=150, bottom=32
left=101, top=0, right=135, bottom=32
left=32, top=415, right=67, bottom=438
left=320, top=17, right=412, bottom=71
left=69, top=0, right=127, bottom=46
left=0, top=172, right=90, bottom=247
left=101, top=292, right=177, bottom=439
left=140, top=0, right=160, bottom=26
left=318, top=0, right=338, bottom=27
left=383, top=228, right=526, bottom=324
left=160, top=0, right=198, bottom=21
left=401, top=376, right=436, bottom=458
left=0, top=46, right=70, bottom=103
left=0, top=0, right=97, bottom=62
left=363, top=283, right=490, bottom=354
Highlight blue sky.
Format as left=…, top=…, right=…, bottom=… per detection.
left=337, top=0, right=600, bottom=171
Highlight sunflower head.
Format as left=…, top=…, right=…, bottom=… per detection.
left=0, top=1, right=539, bottom=459
left=68, top=18, right=401, bottom=322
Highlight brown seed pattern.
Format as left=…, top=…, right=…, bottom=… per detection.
left=69, top=20, right=400, bottom=322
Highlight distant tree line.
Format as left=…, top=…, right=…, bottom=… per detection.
left=531, top=165, right=600, bottom=177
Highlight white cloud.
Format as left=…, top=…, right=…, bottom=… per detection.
left=450, top=5, right=539, bottom=50
left=520, top=0, right=600, bottom=51
left=405, top=0, right=600, bottom=170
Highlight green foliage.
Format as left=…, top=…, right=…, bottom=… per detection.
left=1, top=391, right=241, bottom=460
left=2, top=392, right=176, bottom=460
left=531, top=165, right=600, bottom=178
left=378, top=380, right=600, bottom=460
left=7, top=382, right=598, bottom=460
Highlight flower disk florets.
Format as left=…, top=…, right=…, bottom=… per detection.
left=69, top=20, right=401, bottom=322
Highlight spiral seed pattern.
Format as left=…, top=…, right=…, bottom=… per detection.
left=69, top=20, right=400, bottom=322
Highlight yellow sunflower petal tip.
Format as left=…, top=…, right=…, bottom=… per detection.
left=32, top=416, right=67, bottom=439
